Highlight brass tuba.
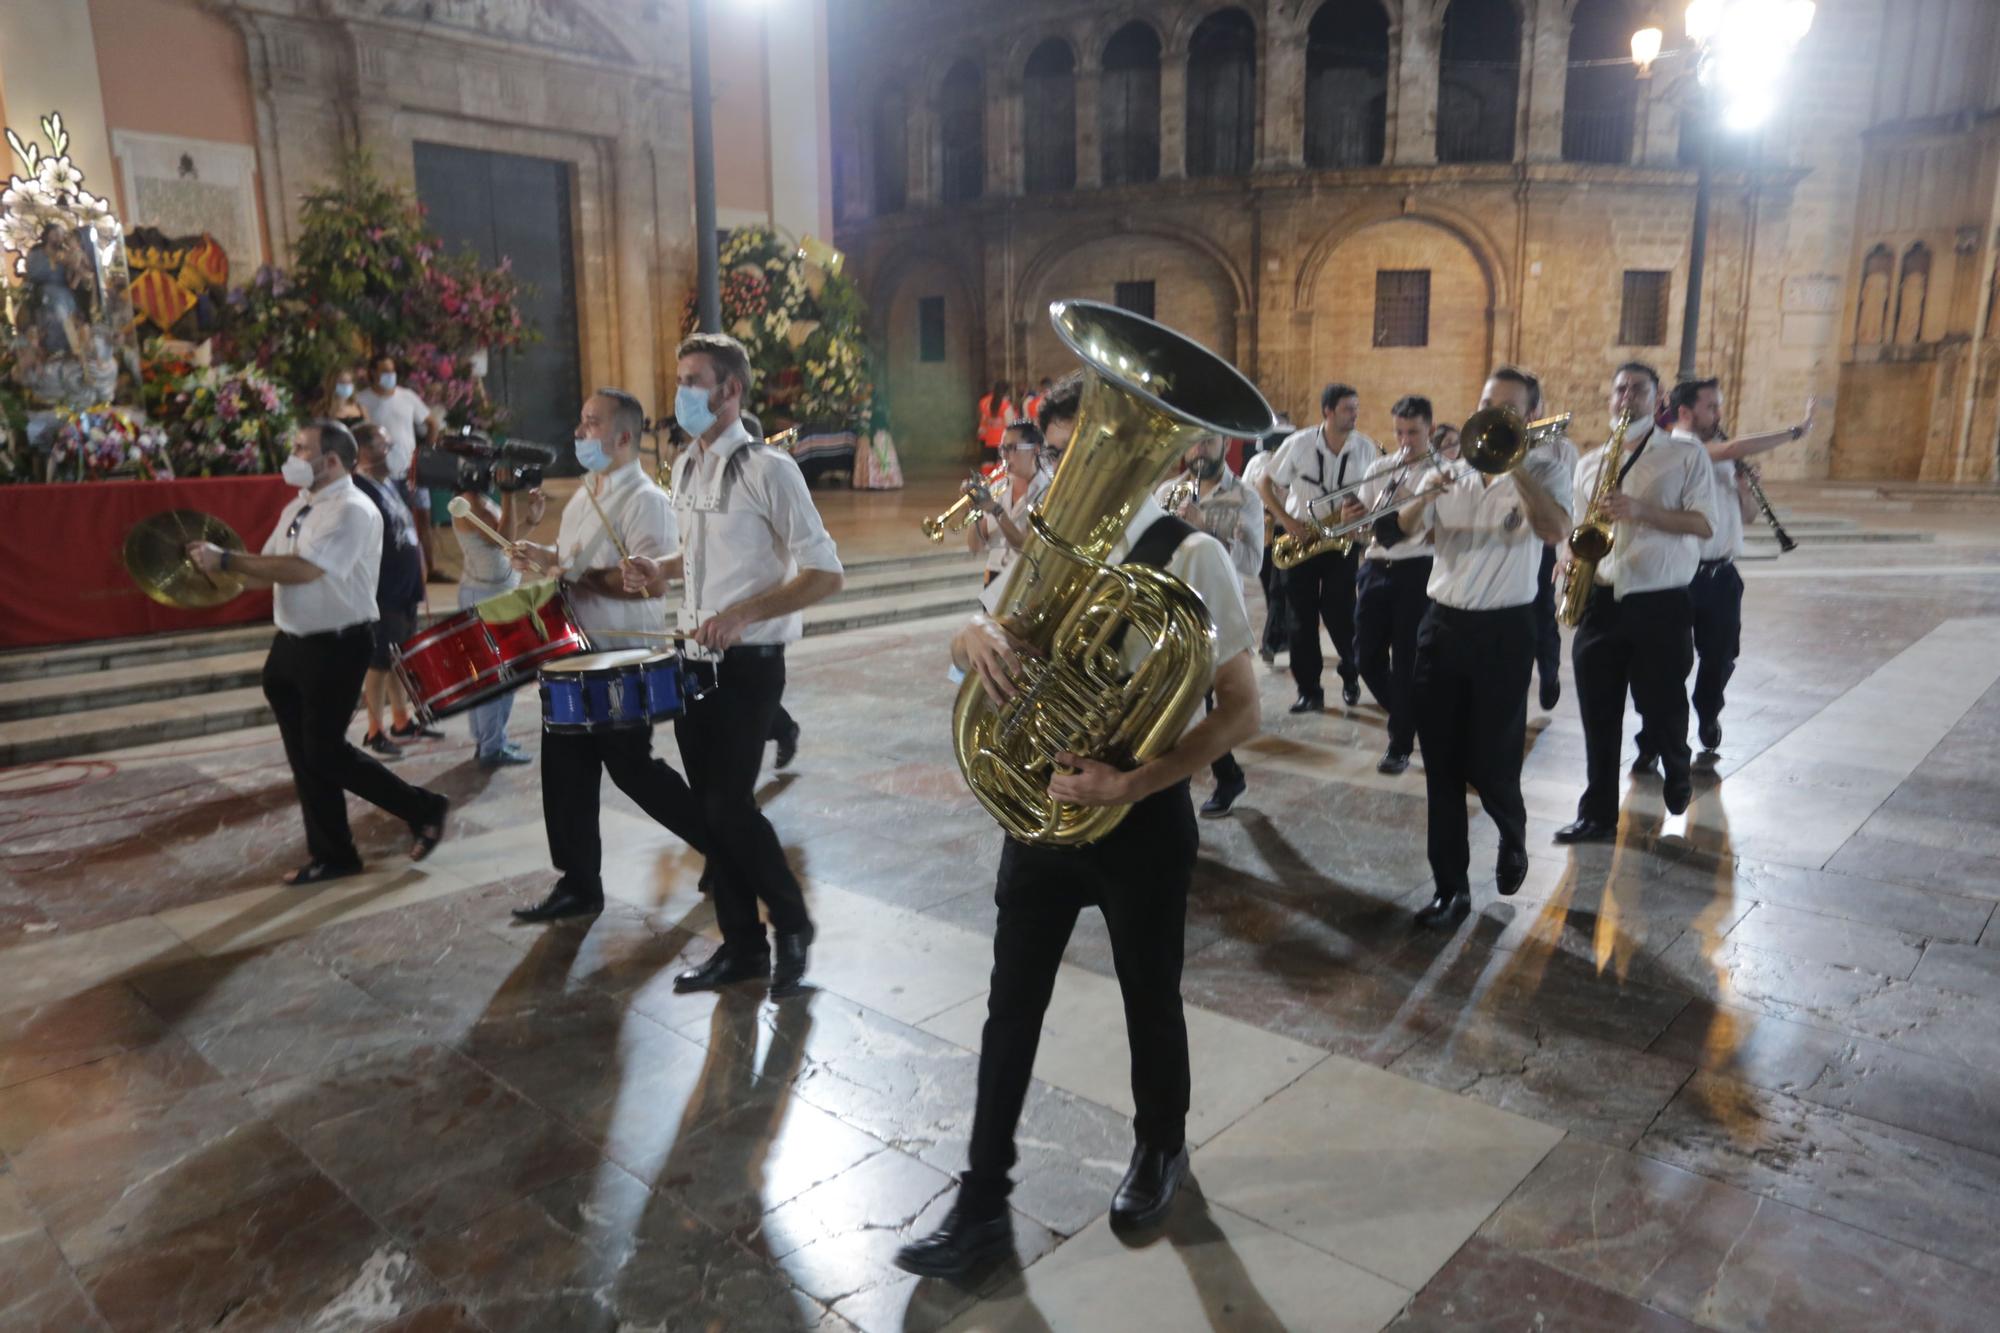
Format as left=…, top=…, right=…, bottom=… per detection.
left=1557, top=409, right=1636, bottom=626
left=953, top=300, right=1275, bottom=845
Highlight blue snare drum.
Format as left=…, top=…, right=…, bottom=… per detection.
left=539, top=650, right=688, bottom=733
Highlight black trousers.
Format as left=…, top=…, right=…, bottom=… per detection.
left=1688, top=560, right=1743, bottom=727
left=263, top=624, right=441, bottom=867
left=1572, top=586, right=1695, bottom=823
left=541, top=724, right=710, bottom=901
left=1203, top=692, right=1243, bottom=786
left=963, top=783, right=1197, bottom=1212
left=1355, top=556, right=1432, bottom=757
left=679, top=649, right=811, bottom=950
left=1413, top=604, right=1533, bottom=895
left=767, top=703, right=798, bottom=743
left=1285, top=544, right=1361, bottom=696
left=1257, top=545, right=1293, bottom=656
left=1533, top=544, right=1562, bottom=690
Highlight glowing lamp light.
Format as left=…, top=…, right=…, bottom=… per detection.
left=1684, top=0, right=1722, bottom=43
left=1630, top=25, right=1665, bottom=73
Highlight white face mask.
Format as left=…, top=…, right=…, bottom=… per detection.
left=333, top=382, right=355, bottom=400
left=281, top=455, right=316, bottom=489
left=377, top=372, right=397, bottom=391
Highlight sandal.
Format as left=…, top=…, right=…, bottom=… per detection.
left=284, top=860, right=363, bottom=887
left=409, top=797, right=450, bottom=862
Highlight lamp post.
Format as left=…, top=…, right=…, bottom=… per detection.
left=1631, top=1, right=1816, bottom=382
left=691, top=0, right=721, bottom=334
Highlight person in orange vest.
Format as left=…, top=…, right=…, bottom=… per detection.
left=1021, top=376, right=1049, bottom=434
left=977, top=380, right=1012, bottom=462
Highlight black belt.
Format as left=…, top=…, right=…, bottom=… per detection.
left=280, top=621, right=373, bottom=642
left=1697, top=558, right=1733, bottom=573
left=678, top=642, right=786, bottom=666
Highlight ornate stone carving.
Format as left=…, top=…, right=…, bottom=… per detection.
left=352, top=0, right=629, bottom=61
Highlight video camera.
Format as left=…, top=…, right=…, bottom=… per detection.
left=413, top=432, right=556, bottom=494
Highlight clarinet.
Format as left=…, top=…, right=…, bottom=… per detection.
left=1742, top=466, right=1797, bottom=553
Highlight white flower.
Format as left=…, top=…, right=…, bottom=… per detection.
left=36, top=155, right=83, bottom=198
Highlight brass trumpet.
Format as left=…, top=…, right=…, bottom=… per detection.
left=922, top=462, right=1007, bottom=541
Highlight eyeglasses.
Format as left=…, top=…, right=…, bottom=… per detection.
left=286, top=505, right=314, bottom=539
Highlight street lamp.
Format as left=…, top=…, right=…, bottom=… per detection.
left=691, top=0, right=722, bottom=334
left=1633, top=1, right=1816, bottom=381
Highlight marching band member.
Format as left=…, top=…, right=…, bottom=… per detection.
left=1353, top=396, right=1437, bottom=775
left=1554, top=364, right=1717, bottom=844
left=1156, top=433, right=1262, bottom=816
left=1389, top=410, right=1573, bottom=927
left=967, top=420, right=1050, bottom=588
left=1241, top=426, right=1295, bottom=666
left=623, top=333, right=845, bottom=995
left=1524, top=372, right=1580, bottom=712
left=1258, top=384, right=1379, bottom=714
left=1669, top=379, right=1814, bottom=753
left=897, top=491, right=1258, bottom=1279
left=1035, top=370, right=1083, bottom=465
left=504, top=389, right=707, bottom=925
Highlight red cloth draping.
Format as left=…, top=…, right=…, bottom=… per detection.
left=0, top=476, right=295, bottom=648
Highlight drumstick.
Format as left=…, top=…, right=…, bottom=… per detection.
left=444, top=495, right=522, bottom=554
left=580, top=480, right=633, bottom=563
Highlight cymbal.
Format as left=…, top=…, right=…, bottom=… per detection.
left=123, top=509, right=248, bottom=609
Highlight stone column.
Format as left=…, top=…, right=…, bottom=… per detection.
left=1390, top=10, right=1439, bottom=165
left=987, top=75, right=1016, bottom=197
left=1260, top=13, right=1306, bottom=171
left=1522, top=0, right=1569, bottom=162
left=1638, top=76, right=1683, bottom=167
left=908, top=92, right=936, bottom=206
left=1076, top=64, right=1103, bottom=189
left=613, top=135, right=661, bottom=405
left=1160, top=45, right=1188, bottom=180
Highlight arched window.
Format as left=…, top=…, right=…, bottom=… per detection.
left=1305, top=1, right=1389, bottom=168
left=1438, top=0, right=1520, bottom=163
left=1101, top=23, right=1162, bottom=186
left=1564, top=0, right=1641, bottom=163
left=872, top=85, right=908, bottom=214
left=1187, top=8, right=1257, bottom=177
left=1023, top=40, right=1077, bottom=194
left=939, top=60, right=985, bottom=204
left=1894, top=242, right=1931, bottom=343
left=1854, top=244, right=1893, bottom=345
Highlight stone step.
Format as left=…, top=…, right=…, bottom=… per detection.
left=0, top=685, right=275, bottom=768
left=0, top=650, right=268, bottom=723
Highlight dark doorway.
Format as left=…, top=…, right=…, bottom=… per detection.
left=413, top=142, right=582, bottom=465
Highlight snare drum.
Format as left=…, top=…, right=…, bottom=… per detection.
left=539, top=650, right=690, bottom=734
left=394, top=582, right=589, bottom=720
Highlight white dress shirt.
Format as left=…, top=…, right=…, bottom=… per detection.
left=1267, top=426, right=1381, bottom=522
left=1692, top=431, right=1744, bottom=562
left=1153, top=465, right=1262, bottom=581
left=671, top=419, right=845, bottom=645
left=1357, top=450, right=1432, bottom=562
left=261, top=476, right=384, bottom=635
left=1536, top=432, right=1580, bottom=545
left=558, top=460, right=678, bottom=649
left=1413, top=458, right=1574, bottom=611
left=1571, top=419, right=1717, bottom=598
left=977, top=468, right=1051, bottom=577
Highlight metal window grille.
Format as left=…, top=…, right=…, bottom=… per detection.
left=1619, top=271, right=1670, bottom=346
left=918, top=297, right=945, bottom=363
left=1373, top=271, right=1430, bottom=347
left=1113, top=281, right=1156, bottom=321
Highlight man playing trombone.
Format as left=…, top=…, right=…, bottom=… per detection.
left=1353, top=396, right=1439, bottom=776
left=1668, top=379, right=1814, bottom=755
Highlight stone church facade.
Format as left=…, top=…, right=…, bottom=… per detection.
left=828, top=0, right=2000, bottom=484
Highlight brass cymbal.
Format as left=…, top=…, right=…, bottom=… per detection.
left=123, top=509, right=248, bottom=609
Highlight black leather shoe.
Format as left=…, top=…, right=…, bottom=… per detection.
left=1698, top=716, right=1722, bottom=751
left=1110, top=1144, right=1189, bottom=1230
left=510, top=884, right=604, bottom=923
left=1200, top=774, right=1246, bottom=818
left=1341, top=678, right=1361, bottom=708
left=1631, top=745, right=1659, bottom=777
left=1377, top=751, right=1409, bottom=776
left=1414, top=888, right=1471, bottom=929
left=771, top=924, right=815, bottom=995
left=1288, top=693, right=1324, bottom=715
left=673, top=946, right=771, bottom=993
left=1664, top=777, right=1693, bottom=816
left=1553, top=818, right=1616, bottom=845
left=894, top=1205, right=1013, bottom=1279
left=773, top=718, right=801, bottom=768
left=1539, top=676, right=1561, bottom=711
left=1496, top=843, right=1529, bottom=897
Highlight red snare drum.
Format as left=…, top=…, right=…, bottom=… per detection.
left=393, top=581, right=589, bottom=720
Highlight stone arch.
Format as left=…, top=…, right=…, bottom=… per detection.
left=1088, top=9, right=1172, bottom=58
left=868, top=243, right=987, bottom=472
left=1894, top=241, right=1932, bottom=344
left=1298, top=214, right=1501, bottom=429
left=1854, top=243, right=1893, bottom=345
left=1013, top=222, right=1250, bottom=376
left=1293, top=201, right=1512, bottom=316
left=1167, top=1, right=1264, bottom=53
left=1016, top=218, right=1252, bottom=326
left=1006, top=30, right=1082, bottom=83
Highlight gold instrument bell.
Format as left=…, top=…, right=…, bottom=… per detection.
left=123, top=509, right=248, bottom=609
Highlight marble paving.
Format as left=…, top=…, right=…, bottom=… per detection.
left=3, top=484, right=2000, bottom=1330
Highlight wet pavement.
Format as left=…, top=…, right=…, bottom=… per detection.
left=3, top=483, right=1999, bottom=1330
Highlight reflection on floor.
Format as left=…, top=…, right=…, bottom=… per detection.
left=4, top=484, right=2000, bottom=1330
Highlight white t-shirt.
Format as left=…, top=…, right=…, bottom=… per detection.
left=976, top=468, right=1051, bottom=577
left=1267, top=425, right=1381, bottom=522
left=358, top=386, right=430, bottom=478
left=261, top=477, right=384, bottom=635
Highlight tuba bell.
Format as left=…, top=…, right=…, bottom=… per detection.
left=953, top=300, right=1276, bottom=845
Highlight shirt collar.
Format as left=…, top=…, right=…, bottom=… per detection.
left=590, top=459, right=645, bottom=495
left=311, top=476, right=356, bottom=502
left=696, top=418, right=755, bottom=467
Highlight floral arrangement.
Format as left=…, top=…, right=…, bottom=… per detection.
left=679, top=226, right=874, bottom=431
left=1, top=113, right=119, bottom=278
left=159, top=362, right=296, bottom=477
left=46, top=406, right=171, bottom=481
left=216, top=264, right=364, bottom=416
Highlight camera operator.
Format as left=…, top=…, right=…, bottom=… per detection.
left=449, top=440, right=545, bottom=768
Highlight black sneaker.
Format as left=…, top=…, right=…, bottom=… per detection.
left=1200, top=775, right=1246, bottom=818
left=1377, top=752, right=1410, bottom=776
left=1698, top=716, right=1722, bottom=751
left=391, top=719, right=445, bottom=742
left=363, top=731, right=403, bottom=759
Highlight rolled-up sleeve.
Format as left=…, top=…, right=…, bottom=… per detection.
left=763, top=453, right=844, bottom=575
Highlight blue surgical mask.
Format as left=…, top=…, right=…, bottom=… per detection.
left=377, top=372, right=396, bottom=391
left=334, top=382, right=354, bottom=400
left=675, top=384, right=717, bottom=439
left=574, top=437, right=611, bottom=472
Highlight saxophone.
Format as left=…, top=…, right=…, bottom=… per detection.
left=953, top=300, right=1276, bottom=845
left=1557, top=409, right=1636, bottom=627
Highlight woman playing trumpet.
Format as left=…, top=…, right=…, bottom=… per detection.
left=967, top=420, right=1051, bottom=588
